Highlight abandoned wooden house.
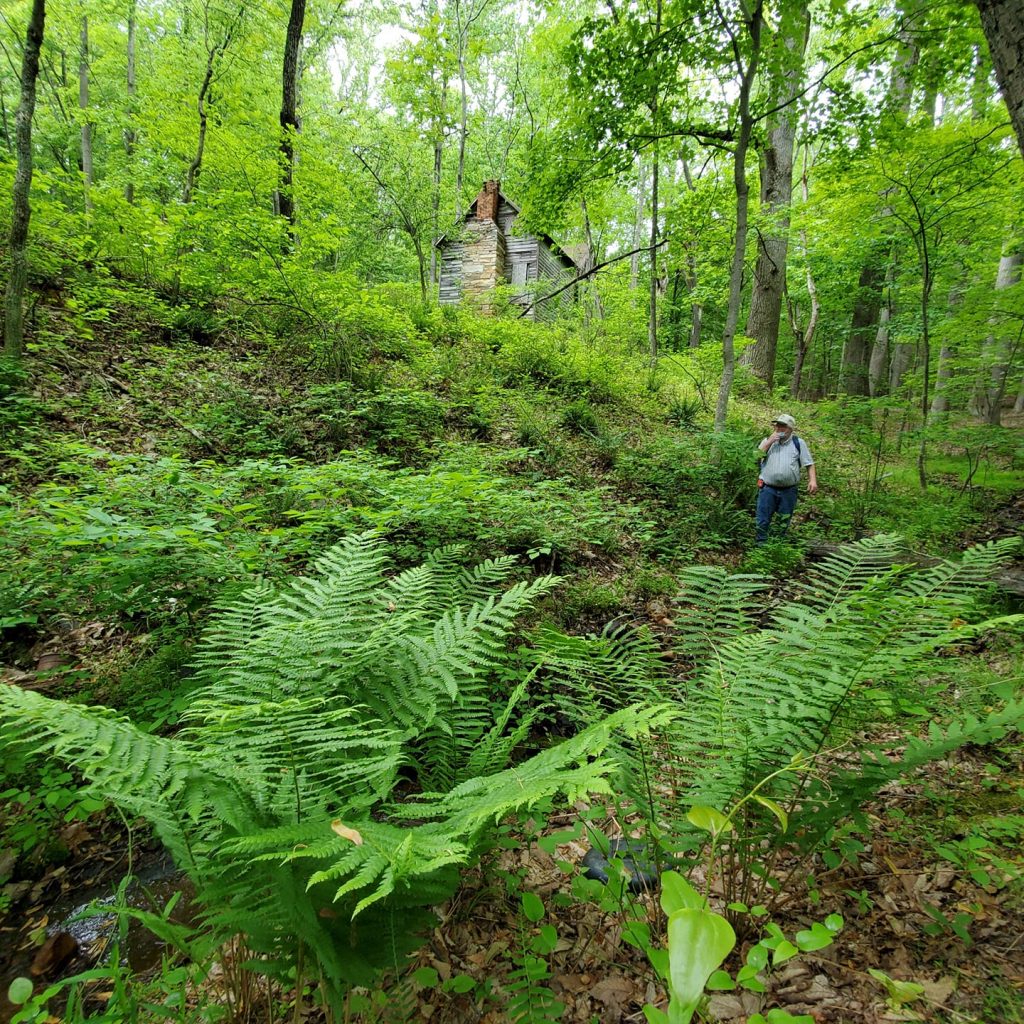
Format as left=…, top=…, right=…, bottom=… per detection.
left=436, top=181, right=578, bottom=319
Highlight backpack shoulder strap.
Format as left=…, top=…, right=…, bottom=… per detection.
left=793, top=436, right=802, bottom=457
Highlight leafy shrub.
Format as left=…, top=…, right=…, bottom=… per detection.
left=560, top=398, right=602, bottom=437
left=738, top=539, right=806, bottom=577
left=355, top=387, right=444, bottom=459
left=616, top=430, right=755, bottom=550
left=666, top=394, right=702, bottom=427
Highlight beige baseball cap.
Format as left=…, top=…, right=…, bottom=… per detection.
left=773, top=414, right=796, bottom=428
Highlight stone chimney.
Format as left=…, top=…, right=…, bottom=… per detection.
left=475, top=180, right=501, bottom=222
left=462, top=181, right=505, bottom=312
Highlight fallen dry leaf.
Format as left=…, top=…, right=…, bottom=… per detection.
left=330, top=820, right=363, bottom=845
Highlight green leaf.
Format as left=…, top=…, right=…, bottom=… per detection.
left=660, top=871, right=706, bottom=915
left=824, top=913, right=844, bottom=933
left=773, top=940, right=798, bottom=965
left=752, top=794, right=788, bottom=831
left=666, top=908, right=736, bottom=1024
left=446, top=974, right=476, bottom=994
left=643, top=1005, right=670, bottom=1024
left=412, top=967, right=439, bottom=988
left=521, top=891, right=545, bottom=922
left=746, top=942, right=769, bottom=970
left=706, top=970, right=735, bottom=990
left=686, top=805, right=732, bottom=836
left=867, top=968, right=925, bottom=1007
left=7, top=978, right=33, bottom=1006
left=794, top=922, right=835, bottom=952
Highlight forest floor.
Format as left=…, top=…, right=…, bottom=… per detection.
left=2, top=303, right=1023, bottom=1024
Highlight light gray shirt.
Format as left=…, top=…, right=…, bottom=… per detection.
left=760, top=435, right=814, bottom=488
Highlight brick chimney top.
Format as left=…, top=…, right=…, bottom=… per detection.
left=475, top=180, right=501, bottom=222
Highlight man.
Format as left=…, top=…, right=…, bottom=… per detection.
left=755, top=414, right=817, bottom=544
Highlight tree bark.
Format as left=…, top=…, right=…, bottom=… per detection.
left=124, top=0, right=137, bottom=203
left=715, top=0, right=763, bottom=432
left=974, top=0, right=1024, bottom=160
left=789, top=156, right=819, bottom=398
left=840, top=262, right=882, bottom=395
left=648, top=69, right=660, bottom=368
left=973, top=242, right=1024, bottom=423
left=630, top=157, right=647, bottom=289
left=740, top=0, right=808, bottom=388
left=276, top=0, right=306, bottom=230
left=867, top=258, right=895, bottom=396
left=3, top=0, right=46, bottom=360
left=79, top=15, right=93, bottom=213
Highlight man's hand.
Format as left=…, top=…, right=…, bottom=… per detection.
left=807, top=468, right=818, bottom=495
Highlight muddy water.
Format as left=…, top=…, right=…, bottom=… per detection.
left=1, top=858, right=194, bottom=1024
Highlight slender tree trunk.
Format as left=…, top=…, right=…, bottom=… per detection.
left=648, top=128, right=659, bottom=365
left=3, top=0, right=46, bottom=360
left=0, top=92, right=11, bottom=153
left=840, top=262, right=882, bottom=394
left=973, top=241, right=1024, bottom=423
left=79, top=15, right=93, bottom=213
left=973, top=0, right=1024, bottom=159
left=929, top=269, right=965, bottom=420
left=790, top=154, right=819, bottom=397
left=630, top=157, right=647, bottom=289
left=430, top=125, right=444, bottom=287
left=715, top=1, right=763, bottom=432
left=581, top=197, right=604, bottom=323
left=124, top=0, right=137, bottom=203
left=276, top=0, right=306, bottom=231
left=867, top=258, right=895, bottom=396
left=1015, top=373, right=1024, bottom=413
left=917, top=239, right=934, bottom=488
left=741, top=0, right=807, bottom=388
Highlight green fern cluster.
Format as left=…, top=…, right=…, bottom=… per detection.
left=533, top=536, right=1022, bottom=860
left=667, top=536, right=1019, bottom=839
left=0, top=533, right=672, bottom=1004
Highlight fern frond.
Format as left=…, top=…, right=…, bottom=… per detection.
left=672, top=567, right=769, bottom=668
left=529, top=623, right=669, bottom=726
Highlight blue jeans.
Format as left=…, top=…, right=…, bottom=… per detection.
left=756, top=484, right=798, bottom=543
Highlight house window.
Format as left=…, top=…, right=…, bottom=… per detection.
left=510, top=262, right=528, bottom=287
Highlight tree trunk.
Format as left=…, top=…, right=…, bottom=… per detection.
left=867, top=258, right=895, bottom=396
left=974, top=0, right=1024, bottom=160
left=648, top=121, right=659, bottom=364
left=973, top=242, right=1024, bottom=423
left=581, top=197, right=604, bottom=323
left=79, top=15, right=93, bottom=213
left=430, top=130, right=443, bottom=287
left=630, top=157, right=647, bottom=289
left=715, top=2, right=763, bottom=432
left=276, top=0, right=306, bottom=230
left=124, top=0, right=137, bottom=203
left=840, top=262, right=882, bottom=395
left=3, top=0, right=46, bottom=360
left=741, top=0, right=807, bottom=389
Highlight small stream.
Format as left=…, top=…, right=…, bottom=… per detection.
left=1, top=856, right=194, bottom=1024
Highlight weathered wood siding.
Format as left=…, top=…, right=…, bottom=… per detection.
left=497, top=199, right=518, bottom=236
left=439, top=243, right=464, bottom=305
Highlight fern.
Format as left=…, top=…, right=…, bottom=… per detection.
left=672, top=566, right=769, bottom=665
left=0, top=534, right=670, bottom=1008
left=663, top=537, right=1023, bottom=820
